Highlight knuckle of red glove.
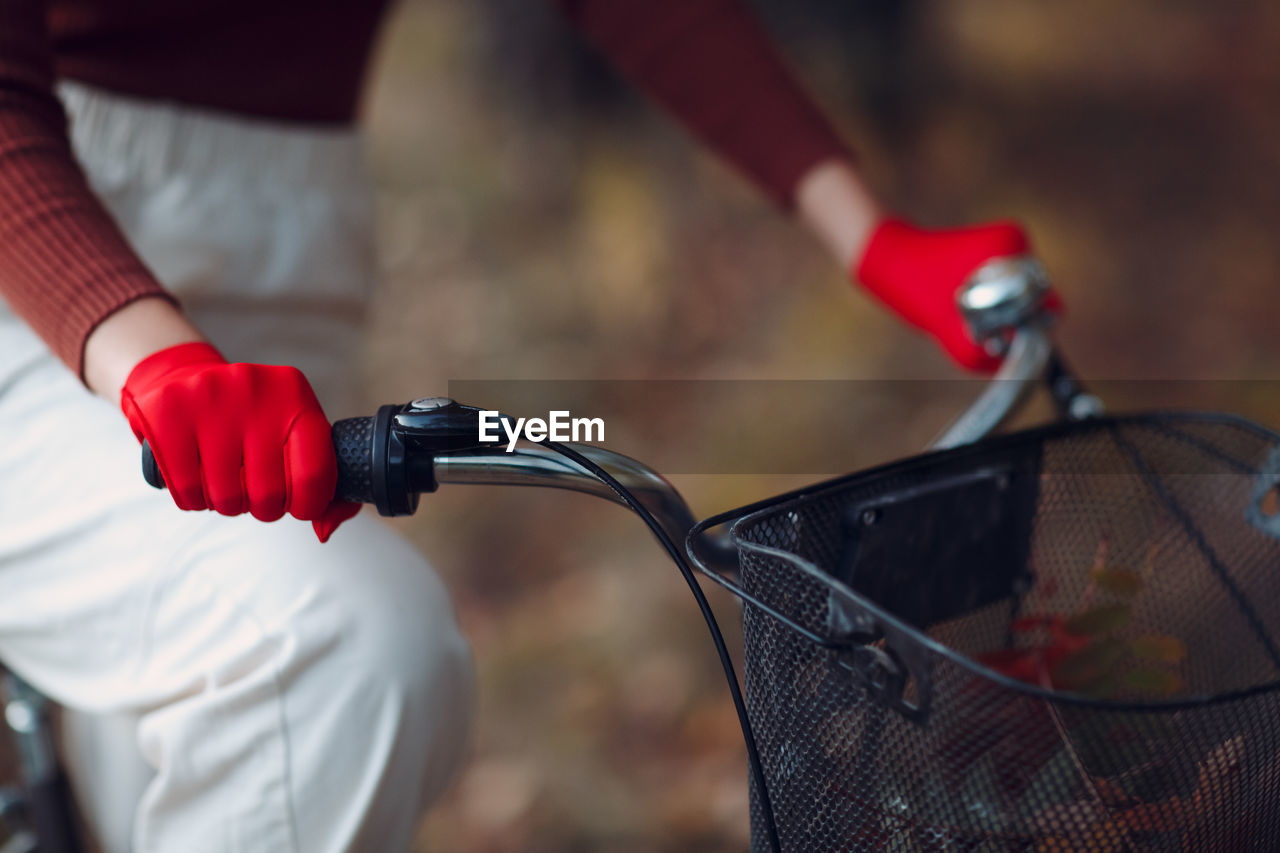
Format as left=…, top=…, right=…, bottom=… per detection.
left=959, top=221, right=1030, bottom=260
left=270, top=364, right=321, bottom=404
left=283, top=412, right=339, bottom=522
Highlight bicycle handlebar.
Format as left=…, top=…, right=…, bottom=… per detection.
left=140, top=256, right=1082, bottom=573
left=137, top=325, right=1055, bottom=572
left=929, top=322, right=1049, bottom=450
left=323, top=407, right=737, bottom=566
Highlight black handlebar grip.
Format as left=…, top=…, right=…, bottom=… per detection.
left=141, top=439, right=165, bottom=489
left=141, top=419, right=380, bottom=504
left=332, top=416, right=377, bottom=503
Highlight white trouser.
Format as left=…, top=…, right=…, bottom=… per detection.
left=0, top=83, right=474, bottom=852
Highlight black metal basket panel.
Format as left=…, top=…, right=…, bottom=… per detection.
left=731, top=414, right=1280, bottom=852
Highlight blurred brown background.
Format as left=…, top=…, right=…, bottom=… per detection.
left=348, top=1, right=1280, bottom=849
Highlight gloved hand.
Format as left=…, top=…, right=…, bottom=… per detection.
left=854, top=218, right=1053, bottom=372
left=120, top=342, right=360, bottom=542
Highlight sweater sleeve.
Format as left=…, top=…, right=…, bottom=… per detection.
left=550, top=0, right=852, bottom=207
left=0, top=0, right=174, bottom=378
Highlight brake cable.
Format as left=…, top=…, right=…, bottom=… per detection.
left=541, top=440, right=782, bottom=853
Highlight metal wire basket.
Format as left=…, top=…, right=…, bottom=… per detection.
left=691, top=412, right=1280, bottom=852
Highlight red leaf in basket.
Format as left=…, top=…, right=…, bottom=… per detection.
left=1045, top=615, right=1078, bottom=641
left=1045, top=632, right=1092, bottom=663
left=1012, top=615, right=1051, bottom=633
left=1040, top=618, right=1093, bottom=669
left=978, top=648, right=1043, bottom=683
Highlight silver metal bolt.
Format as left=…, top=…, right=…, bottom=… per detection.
left=409, top=397, right=455, bottom=411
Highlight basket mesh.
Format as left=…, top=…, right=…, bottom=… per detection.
left=728, top=414, right=1280, bottom=851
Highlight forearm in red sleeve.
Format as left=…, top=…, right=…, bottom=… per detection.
left=550, top=0, right=852, bottom=207
left=0, top=0, right=174, bottom=378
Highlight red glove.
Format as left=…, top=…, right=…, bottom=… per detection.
left=120, top=342, right=360, bottom=542
left=855, top=218, right=1046, bottom=372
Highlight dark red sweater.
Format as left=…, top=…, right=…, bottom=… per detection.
left=0, top=0, right=849, bottom=375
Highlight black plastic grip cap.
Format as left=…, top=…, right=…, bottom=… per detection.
left=332, top=416, right=377, bottom=503
left=141, top=439, right=164, bottom=489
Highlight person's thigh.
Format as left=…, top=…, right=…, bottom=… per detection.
left=0, top=355, right=474, bottom=851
